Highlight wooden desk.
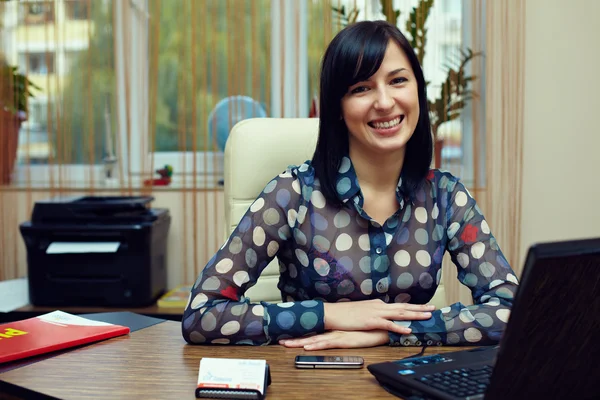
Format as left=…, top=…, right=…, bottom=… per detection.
left=0, top=321, right=464, bottom=400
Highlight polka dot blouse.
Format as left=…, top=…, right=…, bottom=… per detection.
left=182, top=157, right=519, bottom=347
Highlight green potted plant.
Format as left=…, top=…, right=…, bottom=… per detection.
left=333, top=0, right=480, bottom=168
left=1, top=0, right=40, bottom=184
left=1, top=60, right=40, bottom=185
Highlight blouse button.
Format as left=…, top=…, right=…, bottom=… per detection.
left=375, top=247, right=383, bottom=254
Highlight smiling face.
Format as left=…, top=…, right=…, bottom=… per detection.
left=341, top=40, right=420, bottom=159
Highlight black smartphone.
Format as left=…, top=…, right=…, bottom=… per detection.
left=294, top=355, right=364, bottom=369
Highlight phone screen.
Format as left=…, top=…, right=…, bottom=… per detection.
left=296, top=356, right=326, bottom=362
left=295, top=355, right=364, bottom=368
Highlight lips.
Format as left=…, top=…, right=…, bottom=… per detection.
left=368, top=115, right=404, bottom=130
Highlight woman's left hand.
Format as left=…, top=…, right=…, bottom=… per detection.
left=279, top=330, right=389, bottom=350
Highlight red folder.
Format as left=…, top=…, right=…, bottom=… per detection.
left=0, top=311, right=130, bottom=364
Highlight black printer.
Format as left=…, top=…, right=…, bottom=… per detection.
left=19, top=196, right=171, bottom=307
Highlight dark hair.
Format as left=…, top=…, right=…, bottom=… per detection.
left=311, top=20, right=433, bottom=207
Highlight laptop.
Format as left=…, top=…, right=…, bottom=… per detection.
left=367, top=237, right=600, bottom=400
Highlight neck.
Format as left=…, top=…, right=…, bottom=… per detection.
left=348, top=142, right=405, bottom=193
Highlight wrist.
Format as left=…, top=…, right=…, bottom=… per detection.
left=376, top=330, right=390, bottom=346
left=323, top=302, right=332, bottom=330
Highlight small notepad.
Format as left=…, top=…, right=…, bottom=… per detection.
left=196, top=358, right=270, bottom=400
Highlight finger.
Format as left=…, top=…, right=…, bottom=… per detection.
left=385, top=320, right=412, bottom=335
left=400, top=311, right=431, bottom=321
left=279, top=335, right=321, bottom=348
left=280, top=340, right=308, bottom=348
left=304, top=337, right=345, bottom=351
left=397, top=304, right=437, bottom=311
left=381, top=310, right=431, bottom=321
left=304, top=340, right=337, bottom=351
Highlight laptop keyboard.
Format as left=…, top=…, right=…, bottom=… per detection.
left=415, top=364, right=493, bottom=398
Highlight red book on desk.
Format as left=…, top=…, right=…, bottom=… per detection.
left=0, top=311, right=130, bottom=364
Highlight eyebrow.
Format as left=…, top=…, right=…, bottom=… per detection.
left=351, top=68, right=409, bottom=88
left=388, top=68, right=407, bottom=76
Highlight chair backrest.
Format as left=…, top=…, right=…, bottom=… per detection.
left=223, top=117, right=447, bottom=308
left=224, top=118, right=319, bottom=302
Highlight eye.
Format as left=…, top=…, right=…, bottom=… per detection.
left=350, top=85, right=369, bottom=94
left=391, top=77, right=407, bottom=85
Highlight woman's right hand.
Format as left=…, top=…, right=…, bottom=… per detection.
left=323, top=299, right=436, bottom=335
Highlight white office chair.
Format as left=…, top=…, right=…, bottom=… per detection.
left=223, top=117, right=447, bottom=308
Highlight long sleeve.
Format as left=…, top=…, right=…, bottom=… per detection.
left=182, top=168, right=325, bottom=345
left=389, top=178, right=519, bottom=347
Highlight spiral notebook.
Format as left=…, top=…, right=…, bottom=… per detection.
left=195, top=358, right=271, bottom=400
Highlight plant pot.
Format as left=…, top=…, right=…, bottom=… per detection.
left=434, top=138, right=443, bottom=169
left=0, top=109, right=23, bottom=185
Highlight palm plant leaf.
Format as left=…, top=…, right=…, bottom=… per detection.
left=379, top=0, right=401, bottom=26
left=332, top=5, right=360, bottom=27
left=1, top=65, right=41, bottom=113
left=404, top=0, right=434, bottom=65
left=334, top=0, right=483, bottom=157
left=430, top=48, right=481, bottom=135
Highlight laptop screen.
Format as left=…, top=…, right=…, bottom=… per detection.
left=486, top=238, right=600, bottom=400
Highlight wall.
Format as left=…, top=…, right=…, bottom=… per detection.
left=520, top=0, right=600, bottom=263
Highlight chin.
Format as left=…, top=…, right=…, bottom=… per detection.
left=371, top=130, right=412, bottom=150
left=365, top=141, right=409, bottom=157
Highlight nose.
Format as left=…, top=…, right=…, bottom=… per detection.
left=373, top=87, right=394, bottom=111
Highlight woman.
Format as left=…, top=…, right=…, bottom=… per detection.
left=182, top=20, right=518, bottom=350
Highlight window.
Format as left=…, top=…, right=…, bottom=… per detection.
left=12, top=0, right=483, bottom=187
left=121, top=0, right=277, bottom=187
left=309, top=0, right=485, bottom=185
left=19, top=52, right=55, bottom=74
left=17, top=98, right=54, bottom=165
left=13, top=0, right=114, bottom=184
left=65, top=0, right=89, bottom=20
left=19, top=1, right=55, bottom=25
left=64, top=50, right=83, bottom=72
left=27, top=99, right=49, bottom=127
left=444, top=0, right=463, bottom=14
left=149, top=0, right=271, bottom=153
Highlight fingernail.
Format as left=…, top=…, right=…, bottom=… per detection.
left=423, top=312, right=432, bottom=317
left=279, top=340, right=286, bottom=344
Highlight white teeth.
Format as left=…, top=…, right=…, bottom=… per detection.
left=372, top=117, right=401, bottom=129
